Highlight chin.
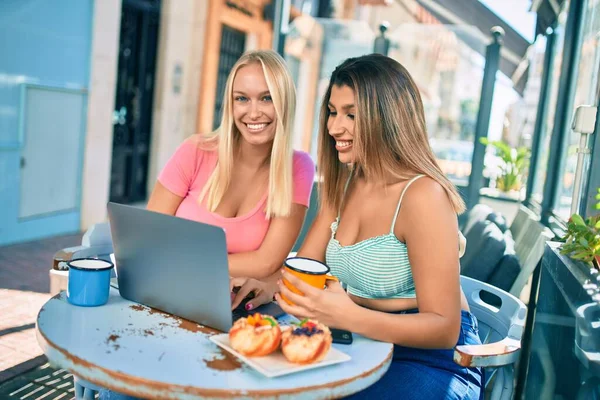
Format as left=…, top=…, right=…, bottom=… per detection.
left=337, top=154, right=354, bottom=164
left=240, top=129, right=275, bottom=147
left=244, top=136, right=274, bottom=147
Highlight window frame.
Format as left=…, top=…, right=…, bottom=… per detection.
left=539, top=0, right=587, bottom=226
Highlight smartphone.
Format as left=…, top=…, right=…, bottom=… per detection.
left=331, top=328, right=353, bottom=345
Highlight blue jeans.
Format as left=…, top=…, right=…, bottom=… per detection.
left=345, top=310, right=483, bottom=400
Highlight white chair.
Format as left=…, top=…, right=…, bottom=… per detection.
left=50, top=222, right=113, bottom=295
left=454, top=276, right=527, bottom=400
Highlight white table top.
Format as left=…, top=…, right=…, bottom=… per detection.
left=36, top=289, right=393, bottom=399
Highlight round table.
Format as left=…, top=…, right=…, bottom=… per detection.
left=36, top=289, right=393, bottom=399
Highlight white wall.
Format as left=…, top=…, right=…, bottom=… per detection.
left=80, top=0, right=122, bottom=231
left=147, top=0, right=209, bottom=195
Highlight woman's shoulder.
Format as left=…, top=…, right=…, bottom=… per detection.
left=182, top=135, right=218, bottom=158
left=402, top=176, right=454, bottom=216
left=405, top=175, right=447, bottom=200
left=292, top=150, right=316, bottom=170
left=166, top=135, right=217, bottom=175
left=186, top=134, right=218, bottom=150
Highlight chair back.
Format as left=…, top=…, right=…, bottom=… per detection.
left=461, top=276, right=526, bottom=348
left=293, top=181, right=319, bottom=252
left=509, top=205, right=537, bottom=243
left=510, top=221, right=554, bottom=296
left=78, top=222, right=113, bottom=262
left=458, top=276, right=527, bottom=400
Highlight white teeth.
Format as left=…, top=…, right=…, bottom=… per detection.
left=247, top=123, right=267, bottom=130
left=336, top=141, right=352, bottom=148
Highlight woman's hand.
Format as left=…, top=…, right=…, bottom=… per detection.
left=230, top=277, right=278, bottom=311
left=275, top=270, right=358, bottom=329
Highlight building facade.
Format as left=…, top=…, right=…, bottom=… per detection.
left=0, top=0, right=297, bottom=245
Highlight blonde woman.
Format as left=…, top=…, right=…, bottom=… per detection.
left=232, top=54, right=482, bottom=399
left=147, top=50, right=315, bottom=279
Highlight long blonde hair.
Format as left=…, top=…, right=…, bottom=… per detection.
left=198, top=50, right=296, bottom=218
left=318, top=54, right=465, bottom=214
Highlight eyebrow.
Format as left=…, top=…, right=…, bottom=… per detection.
left=233, top=90, right=271, bottom=96
left=328, top=103, right=355, bottom=111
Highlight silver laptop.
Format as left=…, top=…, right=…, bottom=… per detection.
left=107, top=202, right=283, bottom=332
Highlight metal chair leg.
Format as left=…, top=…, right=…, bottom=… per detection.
left=83, top=387, right=97, bottom=399
left=73, top=375, right=102, bottom=399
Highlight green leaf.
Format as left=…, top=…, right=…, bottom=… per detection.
left=572, top=214, right=586, bottom=226
left=595, top=220, right=600, bottom=229
left=293, top=318, right=308, bottom=327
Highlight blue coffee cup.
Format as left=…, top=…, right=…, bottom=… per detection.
left=67, top=258, right=114, bottom=307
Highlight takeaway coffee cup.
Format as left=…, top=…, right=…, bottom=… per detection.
left=67, top=258, right=114, bottom=307
left=282, top=257, right=338, bottom=305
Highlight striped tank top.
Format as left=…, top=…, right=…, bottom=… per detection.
left=325, top=175, right=425, bottom=299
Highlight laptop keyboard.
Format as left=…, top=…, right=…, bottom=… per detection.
left=232, top=307, right=250, bottom=321
left=111, top=280, right=280, bottom=323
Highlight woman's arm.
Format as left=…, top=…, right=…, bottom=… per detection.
left=276, top=178, right=462, bottom=349
left=228, top=204, right=307, bottom=278
left=147, top=182, right=184, bottom=215
left=147, top=138, right=196, bottom=215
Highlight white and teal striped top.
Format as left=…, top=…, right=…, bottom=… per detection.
left=325, top=175, right=425, bottom=299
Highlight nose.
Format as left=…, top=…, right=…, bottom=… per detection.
left=249, top=101, right=261, bottom=120
left=328, top=115, right=345, bottom=136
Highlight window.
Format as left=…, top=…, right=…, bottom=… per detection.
left=554, top=0, right=600, bottom=219
left=388, top=24, right=487, bottom=188
left=213, top=26, right=246, bottom=130
left=530, top=7, right=569, bottom=205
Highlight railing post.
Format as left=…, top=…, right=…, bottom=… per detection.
left=373, top=21, right=390, bottom=56
left=466, top=27, right=504, bottom=209
left=525, top=29, right=558, bottom=206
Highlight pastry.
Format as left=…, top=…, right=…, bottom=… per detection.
left=228, top=313, right=281, bottom=357
left=281, top=319, right=332, bottom=364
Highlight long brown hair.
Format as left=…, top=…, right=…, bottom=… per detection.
left=317, top=54, right=465, bottom=214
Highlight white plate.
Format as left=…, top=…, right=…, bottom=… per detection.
left=209, top=333, right=351, bottom=378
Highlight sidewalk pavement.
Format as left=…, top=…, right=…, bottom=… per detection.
left=0, top=233, right=82, bottom=383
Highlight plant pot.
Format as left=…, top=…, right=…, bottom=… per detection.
left=595, top=255, right=600, bottom=269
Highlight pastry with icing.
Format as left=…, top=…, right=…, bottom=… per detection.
left=228, top=313, right=281, bottom=357
left=281, top=319, right=332, bottom=364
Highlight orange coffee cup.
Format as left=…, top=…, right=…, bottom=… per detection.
left=281, top=257, right=339, bottom=305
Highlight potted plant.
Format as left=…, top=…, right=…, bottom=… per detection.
left=560, top=188, right=600, bottom=268
left=480, top=138, right=531, bottom=192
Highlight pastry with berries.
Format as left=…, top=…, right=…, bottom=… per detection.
left=228, top=313, right=281, bottom=357
left=281, top=319, right=332, bottom=364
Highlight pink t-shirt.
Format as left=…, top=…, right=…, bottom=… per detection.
left=157, top=139, right=315, bottom=254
